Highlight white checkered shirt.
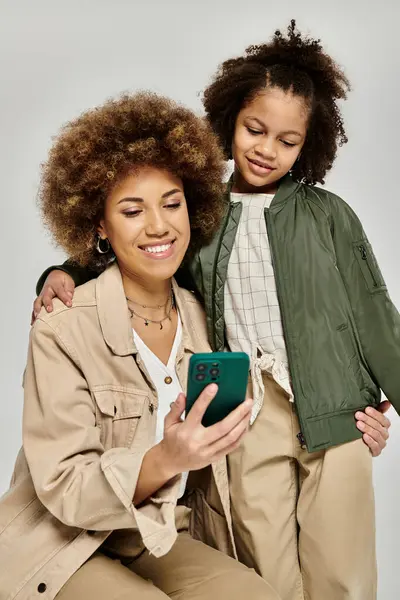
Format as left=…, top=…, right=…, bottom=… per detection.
left=225, top=193, right=294, bottom=423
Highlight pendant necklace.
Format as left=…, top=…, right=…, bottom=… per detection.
left=126, top=288, right=175, bottom=330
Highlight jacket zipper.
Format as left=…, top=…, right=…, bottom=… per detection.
left=211, top=203, right=234, bottom=350
left=357, top=244, right=378, bottom=288
left=264, top=208, right=308, bottom=448
left=297, top=432, right=307, bottom=449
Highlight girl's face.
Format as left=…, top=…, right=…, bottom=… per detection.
left=98, top=166, right=191, bottom=285
left=232, top=87, right=309, bottom=194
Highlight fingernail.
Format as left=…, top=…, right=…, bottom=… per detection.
left=208, top=383, right=218, bottom=394
left=365, top=407, right=374, bottom=416
left=66, top=301, right=72, bottom=307
left=47, top=306, right=52, bottom=312
left=355, top=412, right=363, bottom=419
left=357, top=421, right=365, bottom=431
left=34, top=312, right=38, bottom=319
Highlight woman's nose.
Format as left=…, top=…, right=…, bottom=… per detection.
left=145, top=209, right=169, bottom=237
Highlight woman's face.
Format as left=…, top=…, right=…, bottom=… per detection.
left=98, top=166, right=191, bottom=284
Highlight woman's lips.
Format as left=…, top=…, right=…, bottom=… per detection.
left=138, top=240, right=176, bottom=260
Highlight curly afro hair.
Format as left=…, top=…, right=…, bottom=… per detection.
left=39, top=92, right=226, bottom=270
left=203, top=20, right=350, bottom=185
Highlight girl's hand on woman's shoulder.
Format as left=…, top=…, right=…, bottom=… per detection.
left=32, top=271, right=75, bottom=324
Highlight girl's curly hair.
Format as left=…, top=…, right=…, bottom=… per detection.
left=39, top=92, right=226, bottom=270
left=203, top=19, right=350, bottom=185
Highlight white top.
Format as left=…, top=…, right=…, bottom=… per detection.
left=133, top=313, right=188, bottom=497
left=224, top=192, right=294, bottom=423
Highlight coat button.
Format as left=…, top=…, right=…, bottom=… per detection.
left=38, top=583, right=47, bottom=593
left=164, top=376, right=172, bottom=385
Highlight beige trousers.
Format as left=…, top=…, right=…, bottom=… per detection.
left=56, top=531, right=280, bottom=600
left=228, top=374, right=377, bottom=600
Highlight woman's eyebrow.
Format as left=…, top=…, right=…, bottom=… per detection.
left=117, top=188, right=182, bottom=205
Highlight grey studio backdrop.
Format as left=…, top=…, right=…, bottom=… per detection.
left=0, top=1, right=398, bottom=597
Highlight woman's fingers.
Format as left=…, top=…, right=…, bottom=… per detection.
left=185, top=384, right=218, bottom=426
left=208, top=409, right=251, bottom=457
left=205, top=397, right=253, bottom=444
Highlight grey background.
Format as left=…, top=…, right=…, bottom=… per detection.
left=0, top=0, right=398, bottom=597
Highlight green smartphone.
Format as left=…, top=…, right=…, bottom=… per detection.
left=186, top=352, right=250, bottom=427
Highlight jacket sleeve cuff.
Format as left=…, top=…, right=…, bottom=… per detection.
left=101, top=448, right=181, bottom=557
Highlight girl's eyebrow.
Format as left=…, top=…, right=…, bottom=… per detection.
left=245, top=116, right=266, bottom=128
left=117, top=188, right=182, bottom=205
left=281, top=130, right=303, bottom=138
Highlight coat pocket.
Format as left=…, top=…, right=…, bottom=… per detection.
left=337, top=322, right=372, bottom=405
left=93, top=387, right=148, bottom=450
left=353, top=239, right=387, bottom=294
left=185, top=488, right=233, bottom=557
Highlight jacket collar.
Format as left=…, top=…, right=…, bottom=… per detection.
left=96, top=262, right=197, bottom=357
left=225, top=173, right=301, bottom=208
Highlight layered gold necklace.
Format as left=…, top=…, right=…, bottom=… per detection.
left=126, top=287, right=175, bottom=330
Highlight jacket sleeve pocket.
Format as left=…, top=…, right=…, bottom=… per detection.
left=353, top=239, right=387, bottom=294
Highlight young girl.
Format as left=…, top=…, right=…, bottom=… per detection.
left=197, top=21, right=399, bottom=600
left=33, top=22, right=396, bottom=600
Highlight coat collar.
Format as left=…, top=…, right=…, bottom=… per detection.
left=96, top=262, right=198, bottom=357
left=225, top=172, right=301, bottom=209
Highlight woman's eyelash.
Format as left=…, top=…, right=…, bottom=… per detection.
left=123, top=210, right=141, bottom=217
left=122, top=202, right=181, bottom=217
left=281, top=140, right=296, bottom=147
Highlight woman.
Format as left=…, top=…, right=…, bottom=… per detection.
left=0, top=92, right=279, bottom=599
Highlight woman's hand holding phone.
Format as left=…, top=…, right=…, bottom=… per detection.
left=159, top=385, right=252, bottom=479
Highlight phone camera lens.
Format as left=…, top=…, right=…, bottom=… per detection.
left=196, top=364, right=206, bottom=372
left=209, top=368, right=219, bottom=377
left=195, top=373, right=206, bottom=381
left=211, top=362, right=219, bottom=367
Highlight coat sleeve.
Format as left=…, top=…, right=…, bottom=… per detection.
left=22, top=319, right=180, bottom=552
left=329, top=193, right=400, bottom=414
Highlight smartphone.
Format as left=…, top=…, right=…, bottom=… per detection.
left=186, top=352, right=250, bottom=427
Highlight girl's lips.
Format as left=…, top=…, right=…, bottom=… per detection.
left=247, top=157, right=275, bottom=176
